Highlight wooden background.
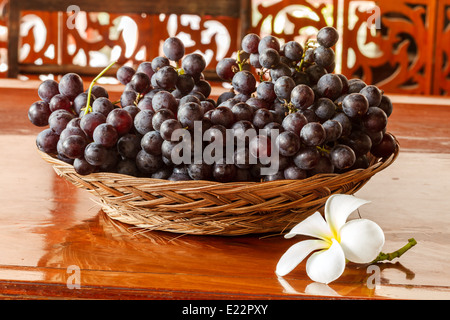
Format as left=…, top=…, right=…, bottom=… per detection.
left=0, top=0, right=449, bottom=95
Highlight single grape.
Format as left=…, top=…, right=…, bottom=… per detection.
left=160, top=119, right=183, bottom=141
left=314, top=46, right=335, bottom=68
left=231, top=102, right=254, bottom=122
left=151, top=56, right=170, bottom=72
left=117, top=133, right=141, bottom=159
left=258, top=35, right=281, bottom=53
left=370, top=132, right=396, bottom=158
left=210, top=106, right=235, bottom=128
left=58, top=73, right=84, bottom=101
left=241, top=33, right=260, bottom=54
left=175, top=74, right=195, bottom=95
left=281, top=111, right=308, bottom=135
left=274, top=76, right=296, bottom=101
left=116, top=158, right=139, bottom=176
left=36, top=128, right=60, bottom=153
left=269, top=63, right=292, bottom=82
left=116, top=65, right=136, bottom=85
left=120, top=90, right=138, bottom=108
left=80, top=111, right=106, bottom=139
left=275, top=131, right=301, bottom=157
left=293, top=147, right=320, bottom=170
left=130, top=72, right=151, bottom=94
left=49, top=109, right=75, bottom=134
left=317, top=26, right=339, bottom=48
left=330, top=144, right=356, bottom=170
left=136, top=150, right=163, bottom=174
left=282, top=41, right=304, bottom=62
left=90, top=85, right=109, bottom=99
left=84, top=142, right=109, bottom=166
left=252, top=108, right=274, bottom=129
left=182, top=53, right=206, bottom=76
left=163, top=37, right=185, bottom=61
left=331, top=112, right=352, bottom=137
left=259, top=48, right=280, bottom=69
left=28, top=101, right=51, bottom=126
left=290, top=84, right=315, bottom=110
left=309, top=155, right=334, bottom=175
left=60, top=135, right=87, bottom=159
left=38, top=79, right=60, bottom=103
left=316, top=73, right=343, bottom=100
left=342, top=93, right=369, bottom=118
left=362, top=107, right=388, bottom=133
left=232, top=71, right=257, bottom=95
left=300, top=122, right=326, bottom=147
left=305, top=64, right=327, bottom=85
left=93, top=123, right=119, bottom=148
left=256, top=81, right=277, bottom=103
left=73, top=157, right=96, bottom=175
left=106, top=108, right=133, bottom=136
left=132, top=109, right=154, bottom=135
left=136, top=61, right=155, bottom=80
left=92, top=97, right=114, bottom=116
left=377, top=95, right=393, bottom=117
left=360, top=85, right=383, bottom=107
left=154, top=66, right=178, bottom=90
left=216, top=58, right=239, bottom=82
left=312, top=97, right=336, bottom=120
left=284, top=165, right=307, bottom=180
left=141, top=130, right=164, bottom=155
left=322, top=119, right=342, bottom=143
left=73, top=92, right=95, bottom=115
left=177, top=102, right=204, bottom=130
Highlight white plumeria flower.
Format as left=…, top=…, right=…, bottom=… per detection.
left=276, top=194, right=385, bottom=284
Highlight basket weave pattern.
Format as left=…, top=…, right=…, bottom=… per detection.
left=39, top=143, right=398, bottom=236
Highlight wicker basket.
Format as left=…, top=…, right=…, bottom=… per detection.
left=38, top=140, right=399, bottom=236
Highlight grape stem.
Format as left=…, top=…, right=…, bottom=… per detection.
left=84, top=60, right=117, bottom=115
left=371, top=238, right=417, bottom=263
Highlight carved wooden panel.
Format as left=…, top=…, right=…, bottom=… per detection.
left=433, top=0, right=450, bottom=95
left=339, top=0, right=437, bottom=95
left=0, top=0, right=449, bottom=96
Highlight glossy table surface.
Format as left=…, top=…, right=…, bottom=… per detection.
left=1, top=79, right=450, bottom=300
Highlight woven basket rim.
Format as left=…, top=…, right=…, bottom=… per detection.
left=37, top=138, right=399, bottom=236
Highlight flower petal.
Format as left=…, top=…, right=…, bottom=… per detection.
left=325, top=194, right=371, bottom=238
left=339, top=219, right=385, bottom=264
left=306, top=239, right=346, bottom=284
left=276, top=239, right=329, bottom=277
left=284, top=211, right=334, bottom=242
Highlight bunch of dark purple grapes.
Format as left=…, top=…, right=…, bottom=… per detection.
left=215, top=26, right=396, bottom=180
left=29, top=26, right=396, bottom=183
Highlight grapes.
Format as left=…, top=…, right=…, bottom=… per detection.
left=182, top=53, right=206, bottom=76
left=163, top=37, right=185, bottom=61
left=28, top=101, right=51, bottom=126
left=106, top=108, right=133, bottom=136
left=58, top=73, right=84, bottom=101
left=241, top=33, right=260, bottom=54
left=31, top=31, right=395, bottom=182
left=330, top=144, right=356, bottom=170
left=317, top=26, right=339, bottom=48
left=38, top=79, right=59, bottom=103
left=116, top=65, right=136, bottom=85
left=342, top=93, right=369, bottom=118
left=232, top=71, right=257, bottom=95
left=290, top=84, right=315, bottom=110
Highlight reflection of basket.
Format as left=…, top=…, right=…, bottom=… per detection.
left=38, top=140, right=399, bottom=236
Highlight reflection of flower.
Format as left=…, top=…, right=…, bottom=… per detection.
left=276, top=194, right=385, bottom=284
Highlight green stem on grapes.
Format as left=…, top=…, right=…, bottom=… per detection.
left=111, top=99, right=121, bottom=105
left=371, top=238, right=417, bottom=263
left=316, top=145, right=331, bottom=155
left=84, top=60, right=117, bottom=115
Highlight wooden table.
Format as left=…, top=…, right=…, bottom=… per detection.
left=0, top=79, right=450, bottom=301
